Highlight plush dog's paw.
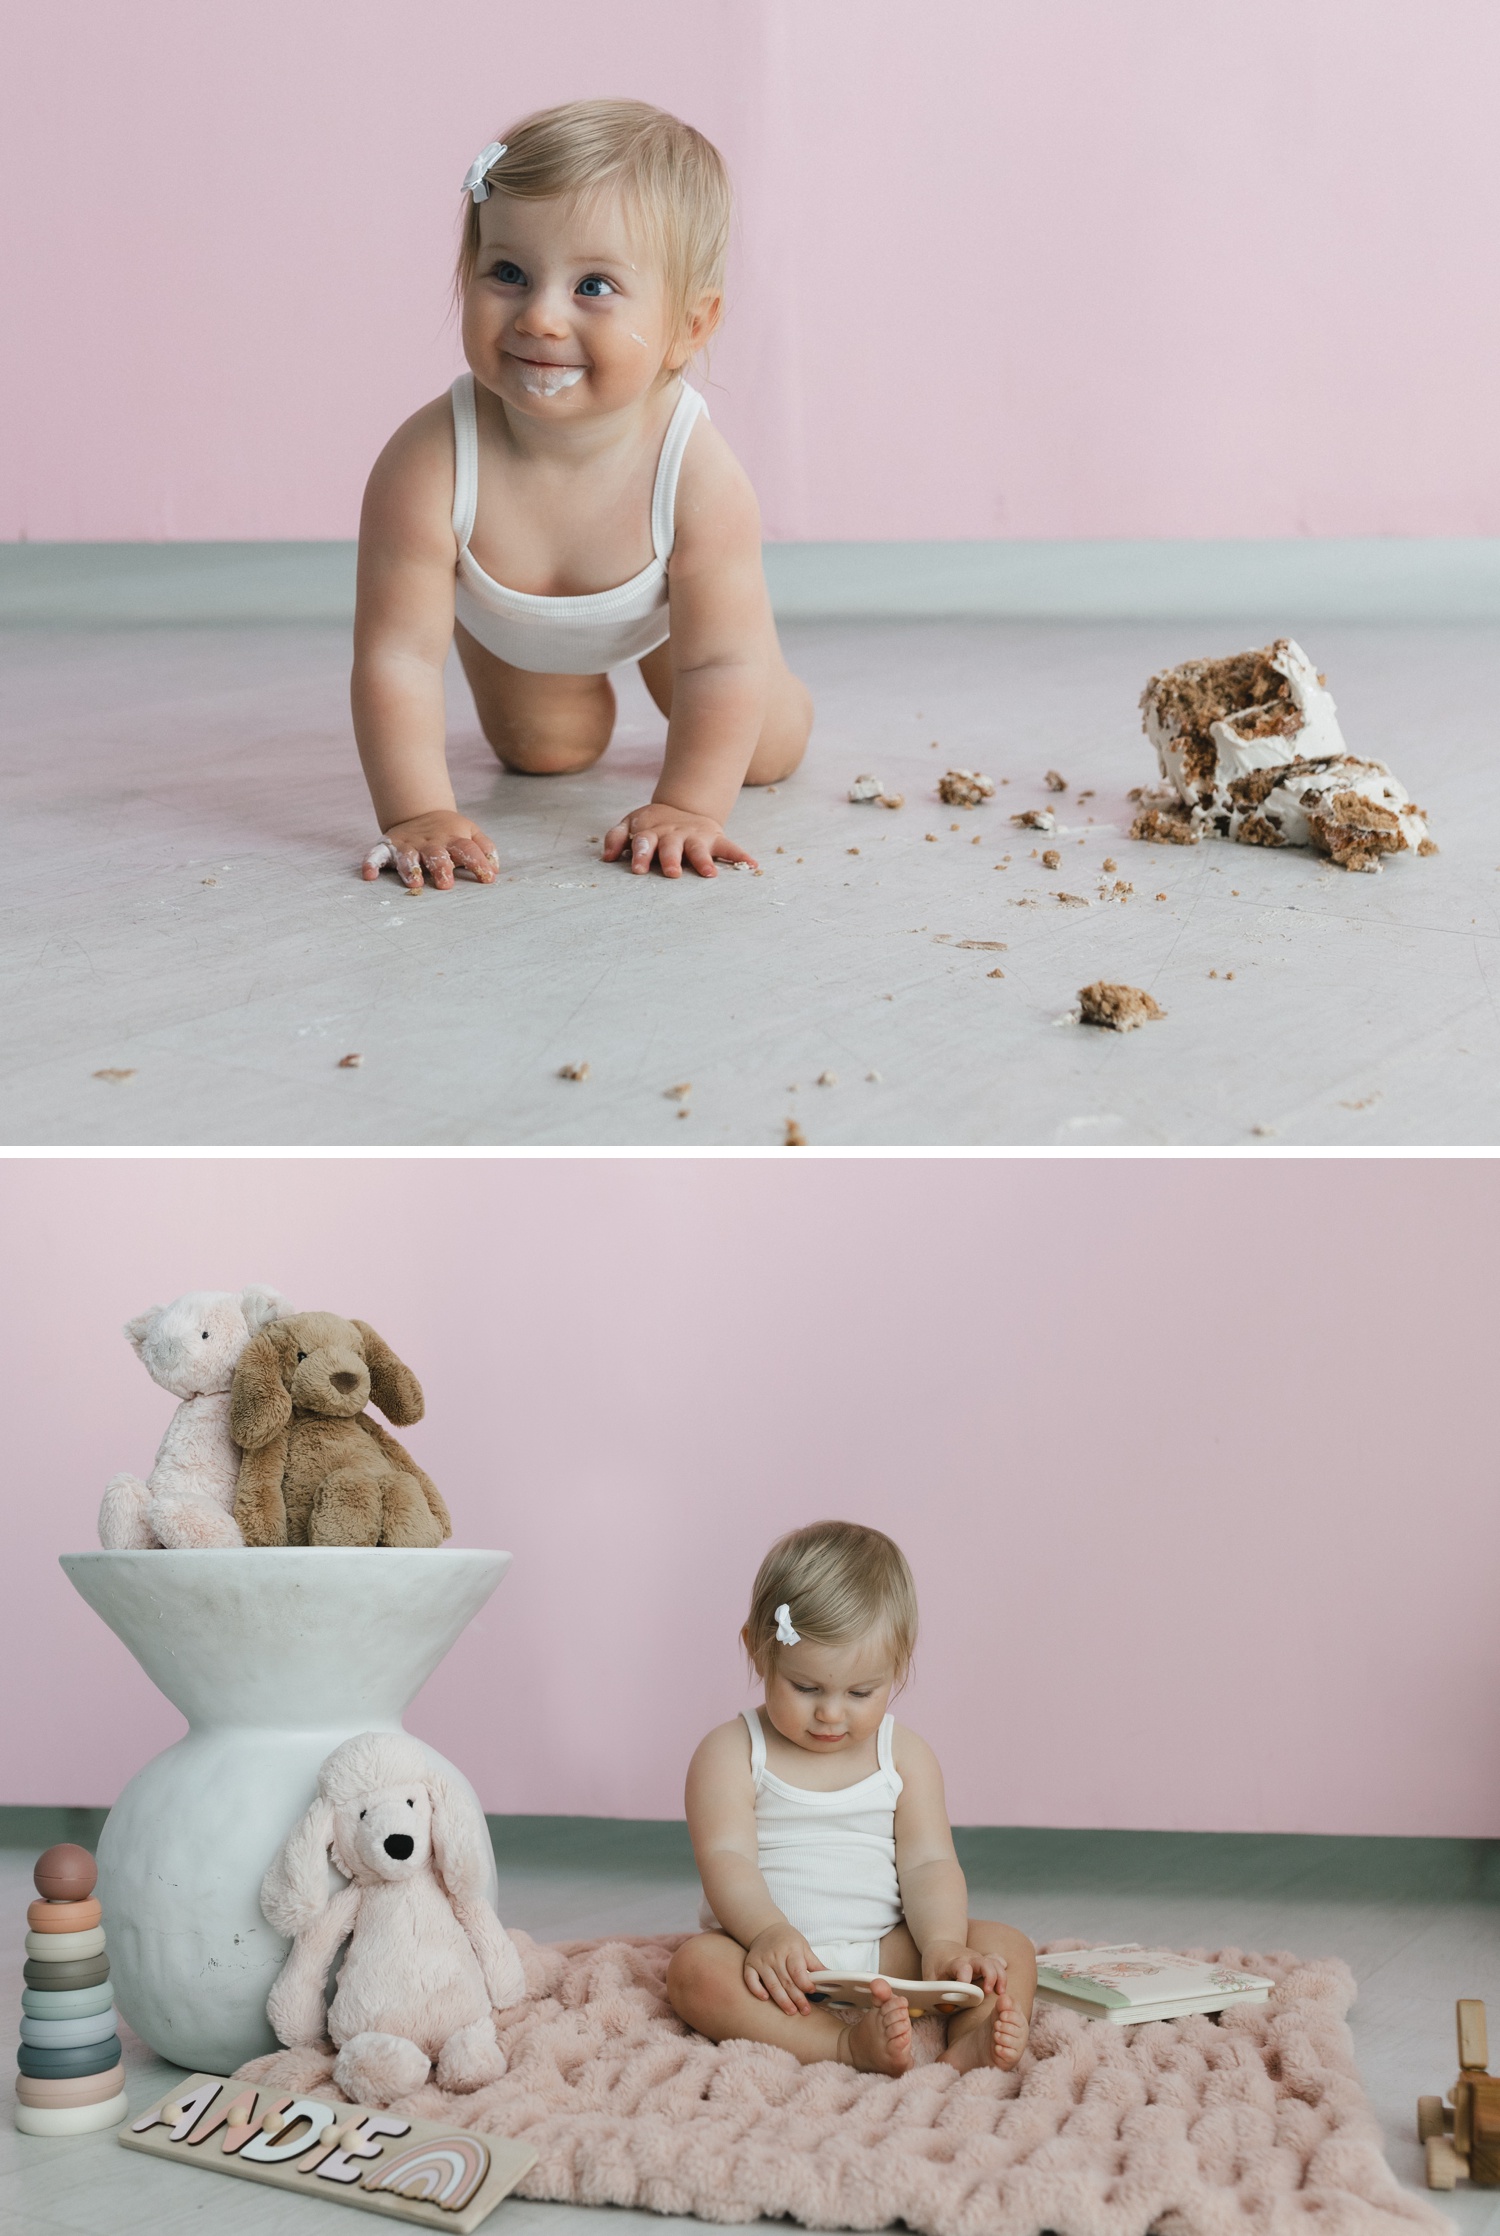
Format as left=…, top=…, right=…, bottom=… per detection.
left=435, top=2018, right=507, bottom=2092
left=379, top=1473, right=446, bottom=1549
left=333, top=2031, right=431, bottom=2106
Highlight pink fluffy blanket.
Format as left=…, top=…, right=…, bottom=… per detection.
left=235, top=1934, right=1445, bottom=2236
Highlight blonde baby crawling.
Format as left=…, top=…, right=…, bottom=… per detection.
left=668, top=1521, right=1035, bottom=2076
left=354, top=99, right=812, bottom=892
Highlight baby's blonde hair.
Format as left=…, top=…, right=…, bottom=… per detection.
left=455, top=99, right=731, bottom=353
left=743, top=1521, right=919, bottom=1684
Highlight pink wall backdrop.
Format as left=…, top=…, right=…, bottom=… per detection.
left=2, top=1156, right=1495, bottom=1838
left=3, top=0, right=1499, bottom=544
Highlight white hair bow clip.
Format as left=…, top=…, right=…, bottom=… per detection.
left=463, top=140, right=508, bottom=202
left=774, top=1603, right=800, bottom=1646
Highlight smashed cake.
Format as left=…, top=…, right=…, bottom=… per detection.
left=1134, top=638, right=1436, bottom=873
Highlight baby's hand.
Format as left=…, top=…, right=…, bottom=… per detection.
left=362, top=812, right=499, bottom=893
left=744, top=1926, right=821, bottom=2015
left=923, top=1939, right=1007, bottom=1996
left=602, top=803, right=757, bottom=880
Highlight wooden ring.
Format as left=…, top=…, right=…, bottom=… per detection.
left=27, top=1898, right=102, bottom=1934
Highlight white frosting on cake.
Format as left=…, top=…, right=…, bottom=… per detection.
left=1140, top=638, right=1434, bottom=872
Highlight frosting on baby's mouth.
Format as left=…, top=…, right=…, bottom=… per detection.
left=515, top=362, right=586, bottom=397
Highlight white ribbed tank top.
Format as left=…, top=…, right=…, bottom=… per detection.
left=699, top=1708, right=905, bottom=1972
left=450, top=372, right=708, bottom=676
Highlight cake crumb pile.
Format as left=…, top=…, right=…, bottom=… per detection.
left=1133, top=637, right=1436, bottom=873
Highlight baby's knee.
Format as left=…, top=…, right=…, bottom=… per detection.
left=482, top=678, right=615, bottom=776
left=972, top=1921, right=1036, bottom=1981
left=744, top=673, right=813, bottom=788
left=666, top=1934, right=726, bottom=2020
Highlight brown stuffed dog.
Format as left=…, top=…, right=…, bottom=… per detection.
left=230, top=1312, right=451, bottom=1549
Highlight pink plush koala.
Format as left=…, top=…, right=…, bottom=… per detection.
left=260, top=1731, right=525, bottom=2108
left=97, top=1286, right=288, bottom=1549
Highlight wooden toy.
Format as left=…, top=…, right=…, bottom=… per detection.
left=1418, top=1999, right=1500, bottom=2187
left=27, top=1897, right=102, bottom=1933
left=18, top=2036, right=122, bottom=2079
left=22, top=1983, right=115, bottom=2019
left=33, top=1844, right=97, bottom=1903
left=14, top=2091, right=129, bottom=2136
left=20, top=2011, right=120, bottom=2048
left=809, top=1971, right=986, bottom=2016
left=24, top=1925, right=107, bottom=1962
left=122, top=2074, right=537, bottom=2231
left=23, top=1954, right=110, bottom=1989
left=14, top=1840, right=122, bottom=2139
left=16, top=2063, right=125, bottom=2108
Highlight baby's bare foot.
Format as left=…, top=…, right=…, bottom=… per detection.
left=839, top=1979, right=913, bottom=2076
left=942, top=1985, right=1029, bottom=2073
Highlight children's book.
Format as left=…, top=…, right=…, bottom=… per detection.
left=1033, top=1945, right=1274, bottom=2026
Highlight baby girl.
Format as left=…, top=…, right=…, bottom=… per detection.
left=355, top=99, right=812, bottom=891
left=669, top=1521, right=1035, bottom=2075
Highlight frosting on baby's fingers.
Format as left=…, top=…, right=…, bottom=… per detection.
left=362, top=839, right=396, bottom=877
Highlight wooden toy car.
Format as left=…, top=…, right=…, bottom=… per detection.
left=1419, top=2000, right=1500, bottom=2188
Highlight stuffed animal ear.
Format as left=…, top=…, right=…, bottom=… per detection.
left=351, top=1322, right=424, bottom=1426
left=230, top=1326, right=294, bottom=1450
left=260, top=1797, right=340, bottom=1937
left=427, top=1774, right=492, bottom=1905
left=123, top=1309, right=161, bottom=1359
left=240, top=1285, right=288, bottom=1335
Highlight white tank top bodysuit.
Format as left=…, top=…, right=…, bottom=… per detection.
left=699, top=1708, right=906, bottom=1975
left=450, top=372, right=708, bottom=676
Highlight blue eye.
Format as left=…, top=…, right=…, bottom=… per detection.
left=491, top=261, right=525, bottom=286
left=576, top=275, right=615, bottom=298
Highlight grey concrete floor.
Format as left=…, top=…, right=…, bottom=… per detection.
left=1, top=1822, right=1493, bottom=2234
left=1, top=618, right=1495, bottom=1147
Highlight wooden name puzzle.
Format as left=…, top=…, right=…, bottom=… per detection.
left=119, top=2074, right=537, bottom=2232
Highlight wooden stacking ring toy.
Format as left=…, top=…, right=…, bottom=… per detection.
left=32, top=1844, right=98, bottom=1903
left=18, top=2036, right=123, bottom=2079
left=26, top=1897, right=102, bottom=1934
left=22, top=1982, right=115, bottom=2019
left=13, top=2090, right=128, bottom=2135
left=19, top=2011, right=118, bottom=2049
left=24, top=1926, right=107, bottom=1962
left=23, top=1954, right=110, bottom=1989
left=15, top=2062, right=125, bottom=2108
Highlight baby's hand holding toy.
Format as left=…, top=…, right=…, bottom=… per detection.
left=363, top=811, right=499, bottom=893
left=602, top=801, right=757, bottom=880
left=922, top=1938, right=1007, bottom=1996
left=743, top=1925, right=821, bottom=2015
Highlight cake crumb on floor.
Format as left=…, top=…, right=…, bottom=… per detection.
left=1078, top=982, right=1166, bottom=1032
left=558, top=1061, right=591, bottom=1081
left=938, top=769, right=995, bottom=807
left=783, top=1118, right=807, bottom=1146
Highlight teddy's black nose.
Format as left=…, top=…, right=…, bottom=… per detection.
left=331, top=1370, right=359, bottom=1394
left=383, top=1833, right=414, bottom=1861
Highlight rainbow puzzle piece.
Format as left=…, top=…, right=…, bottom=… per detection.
left=119, top=2074, right=537, bottom=2231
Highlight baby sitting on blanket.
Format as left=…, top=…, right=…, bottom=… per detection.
left=668, top=1521, right=1034, bottom=2076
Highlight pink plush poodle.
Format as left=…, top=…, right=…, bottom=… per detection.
left=98, top=1286, right=288, bottom=1549
left=260, top=1731, right=525, bottom=2107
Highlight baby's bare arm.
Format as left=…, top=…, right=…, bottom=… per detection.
left=893, top=1729, right=1002, bottom=1988
left=685, top=1720, right=821, bottom=2014
left=604, top=428, right=771, bottom=879
left=352, top=403, right=498, bottom=892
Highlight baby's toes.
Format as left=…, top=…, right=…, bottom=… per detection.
left=993, top=2007, right=1029, bottom=2071
left=883, top=1996, right=912, bottom=2041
